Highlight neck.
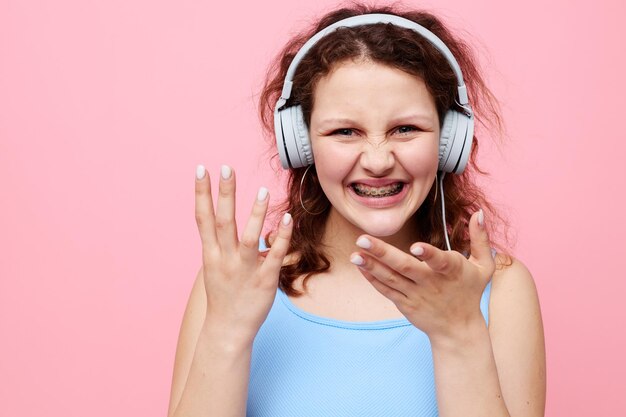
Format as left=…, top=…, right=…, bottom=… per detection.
left=319, top=207, right=420, bottom=278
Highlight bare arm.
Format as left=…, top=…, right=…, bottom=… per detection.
left=430, top=256, right=546, bottom=417
left=172, top=321, right=253, bottom=417
left=167, top=267, right=255, bottom=417
left=347, top=210, right=545, bottom=416
left=167, top=164, right=293, bottom=416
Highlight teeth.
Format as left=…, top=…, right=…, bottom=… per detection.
left=352, top=182, right=403, bottom=197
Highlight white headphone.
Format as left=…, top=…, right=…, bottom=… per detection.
left=274, top=13, right=475, bottom=175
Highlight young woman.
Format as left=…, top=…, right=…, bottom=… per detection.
left=168, top=4, right=546, bottom=417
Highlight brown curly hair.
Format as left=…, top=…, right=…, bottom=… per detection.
left=257, top=1, right=514, bottom=297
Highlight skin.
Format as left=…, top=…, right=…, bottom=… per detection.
left=309, top=59, right=441, bottom=279
left=170, top=59, right=545, bottom=417
left=300, top=59, right=545, bottom=416
left=307, top=58, right=493, bottom=337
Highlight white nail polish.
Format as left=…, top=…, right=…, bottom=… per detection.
left=350, top=254, right=364, bottom=265
left=478, top=208, right=484, bottom=227
left=221, top=164, right=232, bottom=180
left=356, top=236, right=372, bottom=249
left=257, top=186, right=268, bottom=202
left=410, top=246, right=424, bottom=256
left=196, top=164, right=206, bottom=180
left=282, top=212, right=292, bottom=226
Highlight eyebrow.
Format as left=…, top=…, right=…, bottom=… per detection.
left=318, top=114, right=435, bottom=128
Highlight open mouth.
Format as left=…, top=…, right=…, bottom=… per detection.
left=349, top=182, right=405, bottom=198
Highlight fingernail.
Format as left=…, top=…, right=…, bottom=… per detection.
left=282, top=212, right=292, bottom=226
left=410, top=245, right=424, bottom=256
left=221, top=164, right=232, bottom=180
left=257, top=186, right=268, bottom=202
left=350, top=254, right=364, bottom=266
left=356, top=236, right=372, bottom=249
left=478, top=208, right=484, bottom=228
left=196, top=164, right=206, bottom=180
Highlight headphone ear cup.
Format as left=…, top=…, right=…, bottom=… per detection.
left=293, top=105, right=314, bottom=166
left=275, top=106, right=291, bottom=169
left=438, top=110, right=457, bottom=173
left=453, top=111, right=474, bottom=174
left=438, top=110, right=474, bottom=174
left=275, top=104, right=315, bottom=169
left=279, top=105, right=304, bottom=168
left=279, top=105, right=313, bottom=168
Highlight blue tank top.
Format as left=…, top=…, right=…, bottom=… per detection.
left=246, top=240, right=494, bottom=416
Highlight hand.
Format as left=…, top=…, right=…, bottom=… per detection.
left=349, top=209, right=495, bottom=342
left=195, top=164, right=293, bottom=344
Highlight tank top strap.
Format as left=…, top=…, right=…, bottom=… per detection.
left=479, top=247, right=497, bottom=326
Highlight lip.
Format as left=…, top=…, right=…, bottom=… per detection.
left=349, top=178, right=407, bottom=187
left=347, top=182, right=410, bottom=208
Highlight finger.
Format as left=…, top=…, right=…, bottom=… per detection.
left=267, top=231, right=277, bottom=246
left=259, top=212, right=293, bottom=278
left=195, top=164, right=218, bottom=248
left=239, top=186, right=270, bottom=265
left=350, top=252, right=414, bottom=300
left=256, top=232, right=273, bottom=263
left=214, top=164, right=239, bottom=253
left=409, top=241, right=463, bottom=276
left=468, top=208, right=495, bottom=270
left=355, top=235, right=428, bottom=283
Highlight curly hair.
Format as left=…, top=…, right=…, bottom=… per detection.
left=257, top=1, right=514, bottom=297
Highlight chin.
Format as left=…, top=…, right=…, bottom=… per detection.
left=350, top=215, right=407, bottom=237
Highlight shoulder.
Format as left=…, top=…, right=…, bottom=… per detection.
left=489, top=253, right=541, bottom=318
left=492, top=251, right=533, bottom=282
left=488, top=252, right=543, bottom=334
left=487, top=252, right=547, bottom=416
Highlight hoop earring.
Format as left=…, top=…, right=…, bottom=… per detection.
left=299, top=164, right=328, bottom=216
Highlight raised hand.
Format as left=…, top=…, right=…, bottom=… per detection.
left=348, top=209, right=496, bottom=343
left=195, top=164, right=293, bottom=344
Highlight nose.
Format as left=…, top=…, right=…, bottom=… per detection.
left=358, top=136, right=396, bottom=175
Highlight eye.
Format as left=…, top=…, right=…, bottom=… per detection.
left=331, top=128, right=356, bottom=136
left=396, top=125, right=419, bottom=134
left=329, top=125, right=421, bottom=137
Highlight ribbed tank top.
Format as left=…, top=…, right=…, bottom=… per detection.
left=246, top=240, right=495, bottom=416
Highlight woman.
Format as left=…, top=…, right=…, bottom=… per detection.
left=168, top=3, right=546, bottom=417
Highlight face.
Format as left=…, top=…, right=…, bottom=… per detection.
left=309, top=59, right=440, bottom=238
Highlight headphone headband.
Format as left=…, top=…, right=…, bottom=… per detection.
left=272, top=12, right=477, bottom=250
left=273, top=12, right=475, bottom=176
left=277, top=13, right=470, bottom=114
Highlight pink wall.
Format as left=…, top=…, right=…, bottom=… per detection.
left=1, top=0, right=623, bottom=415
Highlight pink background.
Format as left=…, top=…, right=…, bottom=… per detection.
left=1, top=0, right=624, bottom=415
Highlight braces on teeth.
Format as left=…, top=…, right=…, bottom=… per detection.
left=352, top=183, right=403, bottom=197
